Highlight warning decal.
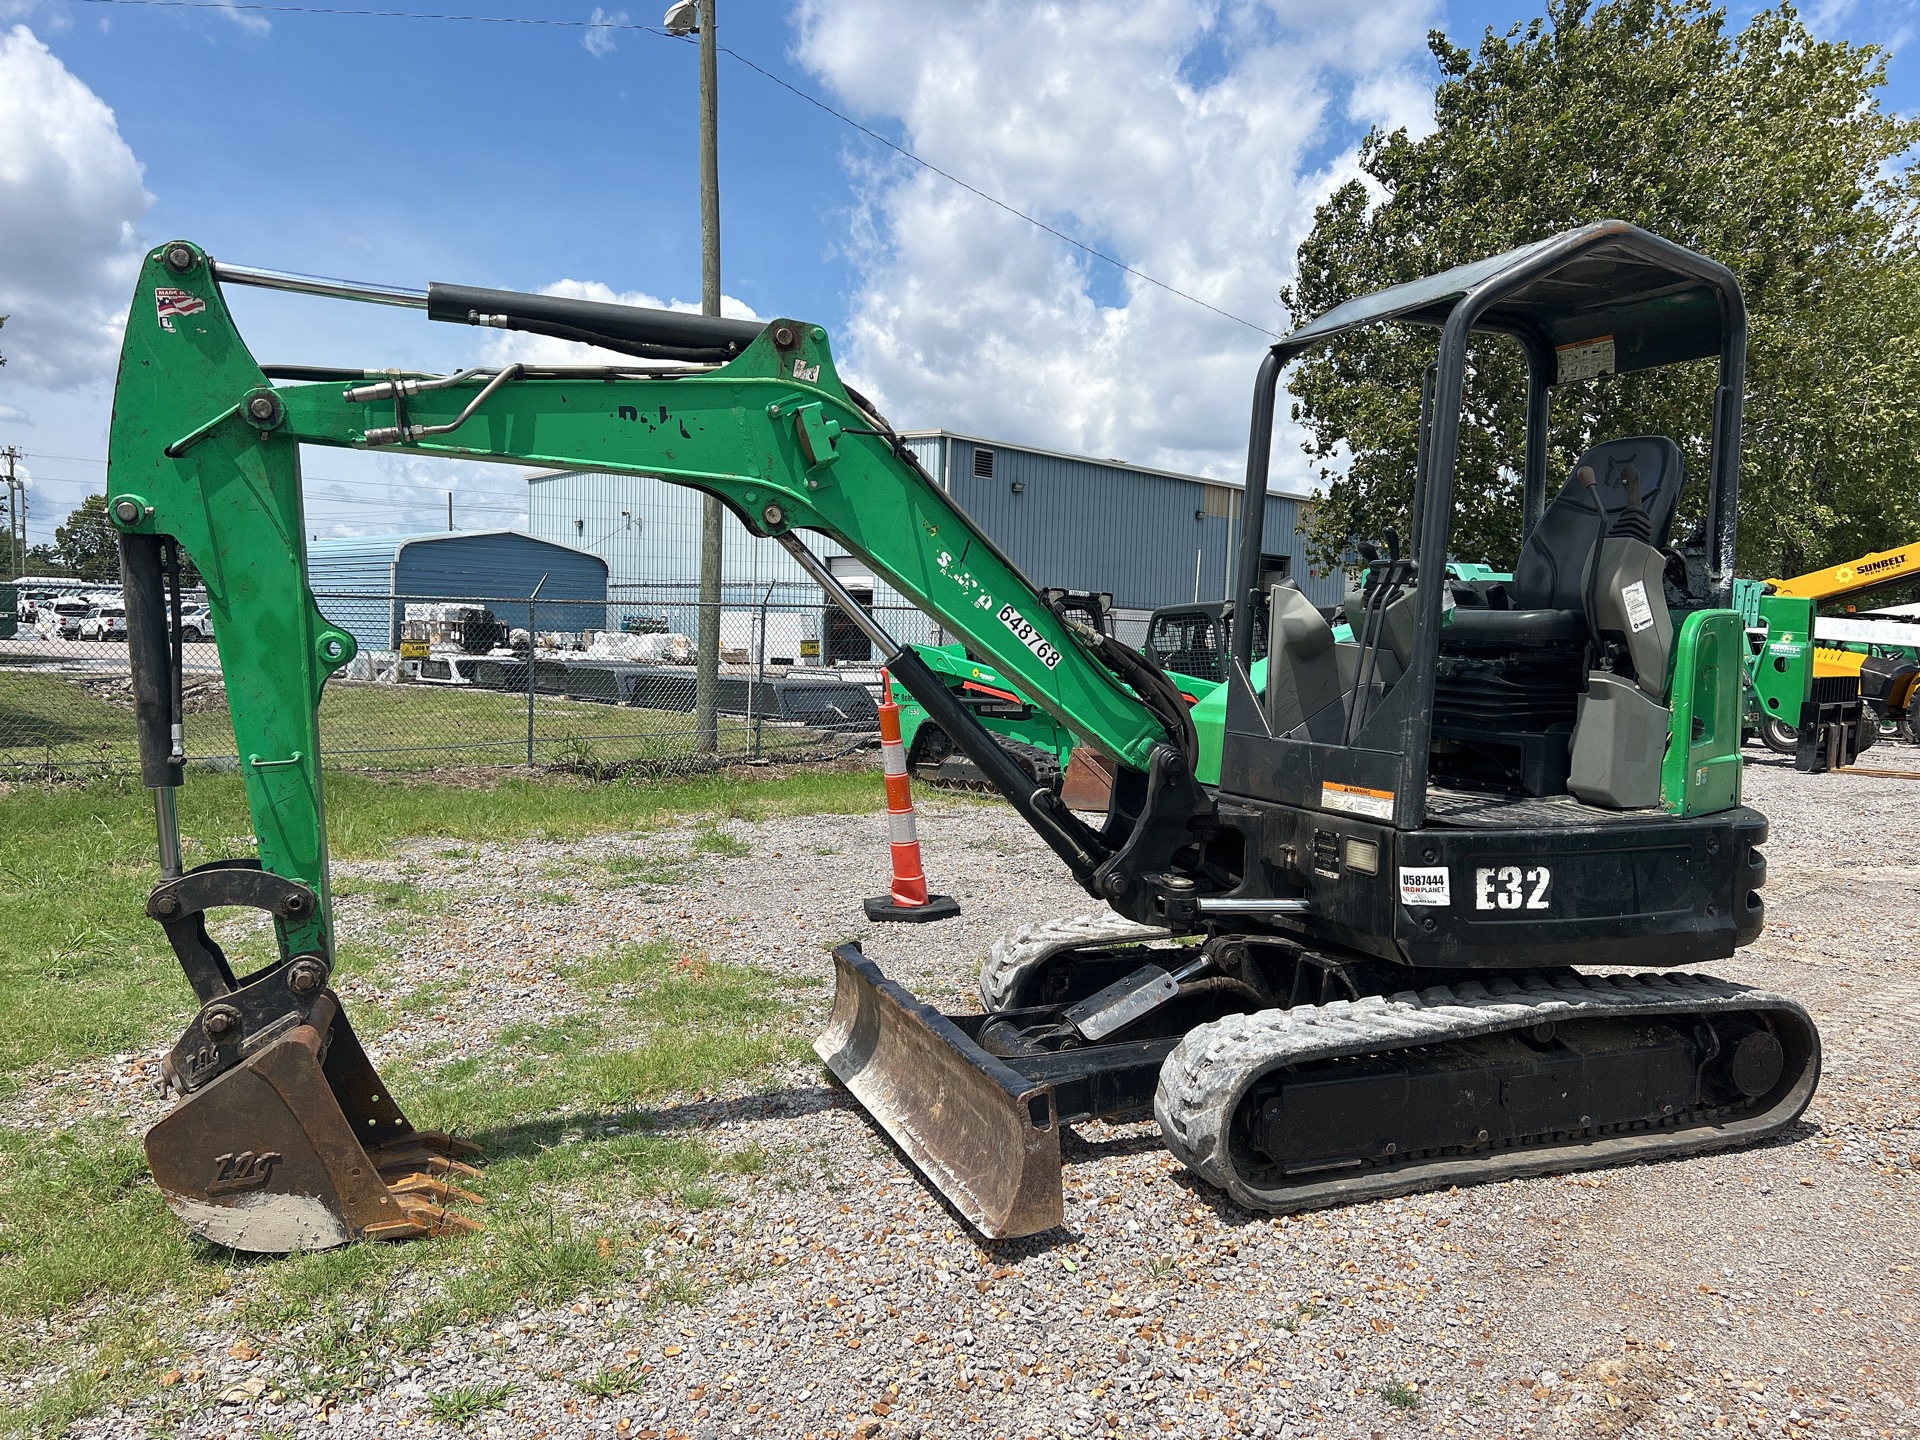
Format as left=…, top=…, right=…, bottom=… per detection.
left=1555, top=334, right=1615, bottom=383
left=1321, top=781, right=1394, bottom=820
left=1621, top=579, right=1655, bottom=633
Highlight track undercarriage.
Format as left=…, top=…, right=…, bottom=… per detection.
left=817, top=915, right=1819, bottom=1238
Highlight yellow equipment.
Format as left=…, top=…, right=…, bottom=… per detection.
left=1767, top=544, right=1920, bottom=740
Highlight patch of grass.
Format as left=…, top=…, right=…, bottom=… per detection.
left=1271, top=1301, right=1320, bottom=1333
left=691, top=824, right=750, bottom=858
left=0, top=669, right=837, bottom=775
left=0, top=767, right=877, bottom=1076
left=579, top=1365, right=642, bottom=1398
left=423, top=1382, right=514, bottom=1427
left=1376, top=1380, right=1420, bottom=1410
left=0, top=766, right=859, bottom=1434
left=0, top=1124, right=209, bottom=1324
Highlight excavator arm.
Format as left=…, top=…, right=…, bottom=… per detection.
left=108, top=240, right=1210, bottom=1248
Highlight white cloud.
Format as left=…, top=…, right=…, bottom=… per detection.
left=0, top=25, right=152, bottom=389
left=584, top=7, right=627, bottom=58
left=473, top=279, right=761, bottom=367
left=790, top=0, right=1436, bottom=485
left=206, top=0, right=271, bottom=35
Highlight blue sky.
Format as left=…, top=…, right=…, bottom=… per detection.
left=2, top=0, right=1914, bottom=548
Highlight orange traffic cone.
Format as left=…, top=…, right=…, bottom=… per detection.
left=864, top=669, right=960, bottom=924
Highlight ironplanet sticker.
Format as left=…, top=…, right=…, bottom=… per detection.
left=1398, top=867, right=1451, bottom=906
left=1321, top=781, right=1393, bottom=819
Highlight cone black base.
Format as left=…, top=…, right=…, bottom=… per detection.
left=864, top=893, right=961, bottom=924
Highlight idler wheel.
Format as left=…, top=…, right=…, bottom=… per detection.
left=1729, top=1029, right=1785, bottom=1097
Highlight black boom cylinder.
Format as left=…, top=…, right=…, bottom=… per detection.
left=426, top=283, right=764, bottom=363
left=120, top=532, right=184, bottom=790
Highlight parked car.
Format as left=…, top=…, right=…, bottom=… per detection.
left=44, top=598, right=93, bottom=639
left=80, top=605, right=127, bottom=641
left=178, top=605, right=215, bottom=643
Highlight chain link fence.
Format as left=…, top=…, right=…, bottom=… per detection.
left=0, top=580, right=960, bottom=778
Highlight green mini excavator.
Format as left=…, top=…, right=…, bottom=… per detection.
left=107, top=221, right=1816, bottom=1250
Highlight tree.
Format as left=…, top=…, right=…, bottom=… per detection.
left=1284, top=0, right=1920, bottom=577
left=22, top=544, right=69, bottom=577
left=53, top=494, right=121, bottom=582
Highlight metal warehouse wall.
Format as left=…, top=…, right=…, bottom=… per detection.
left=306, top=531, right=607, bottom=651
left=913, top=435, right=1346, bottom=612
left=524, top=436, right=1346, bottom=642
left=527, top=472, right=819, bottom=589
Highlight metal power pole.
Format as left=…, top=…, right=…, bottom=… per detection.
left=693, top=0, right=724, bottom=754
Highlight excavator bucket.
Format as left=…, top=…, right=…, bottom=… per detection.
left=145, top=994, right=482, bottom=1253
left=815, top=943, right=1062, bottom=1238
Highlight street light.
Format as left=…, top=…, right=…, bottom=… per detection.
left=664, top=0, right=724, bottom=754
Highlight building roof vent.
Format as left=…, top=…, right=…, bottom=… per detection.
left=972, top=447, right=996, bottom=479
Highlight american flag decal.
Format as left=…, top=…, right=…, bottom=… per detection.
left=155, top=287, right=206, bottom=332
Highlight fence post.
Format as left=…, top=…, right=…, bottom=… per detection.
left=752, top=581, right=773, bottom=760
left=526, top=573, right=547, bottom=767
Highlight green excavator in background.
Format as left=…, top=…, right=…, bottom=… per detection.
left=106, top=221, right=1815, bottom=1250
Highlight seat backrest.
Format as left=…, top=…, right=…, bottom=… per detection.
left=1510, top=437, right=1685, bottom=612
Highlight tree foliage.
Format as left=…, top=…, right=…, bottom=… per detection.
left=52, top=494, right=120, bottom=582
left=1284, top=0, right=1920, bottom=577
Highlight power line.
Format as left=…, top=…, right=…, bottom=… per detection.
left=72, top=0, right=1279, bottom=337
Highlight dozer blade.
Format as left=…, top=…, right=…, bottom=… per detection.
left=816, top=943, right=1062, bottom=1239
left=145, top=994, right=482, bottom=1253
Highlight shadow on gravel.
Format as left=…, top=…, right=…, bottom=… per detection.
left=460, top=1080, right=848, bottom=1161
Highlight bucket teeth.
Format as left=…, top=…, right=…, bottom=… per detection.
left=385, top=1171, right=487, bottom=1207
left=363, top=1196, right=485, bottom=1242
left=368, top=1138, right=485, bottom=1182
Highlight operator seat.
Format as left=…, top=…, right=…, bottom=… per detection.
left=1444, top=436, right=1684, bottom=646
left=1430, top=437, right=1685, bottom=797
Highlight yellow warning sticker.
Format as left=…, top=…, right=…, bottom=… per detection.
left=1321, top=781, right=1394, bottom=820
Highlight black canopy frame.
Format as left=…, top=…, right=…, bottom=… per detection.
left=1227, top=219, right=1747, bottom=827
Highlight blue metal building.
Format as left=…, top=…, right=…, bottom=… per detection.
left=306, top=530, right=608, bottom=652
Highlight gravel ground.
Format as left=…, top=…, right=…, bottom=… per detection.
left=19, top=749, right=1920, bottom=1439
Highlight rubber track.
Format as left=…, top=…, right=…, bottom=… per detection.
left=914, top=734, right=1063, bottom=795
left=1154, top=969, right=1820, bottom=1213
left=979, top=910, right=1172, bottom=1012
